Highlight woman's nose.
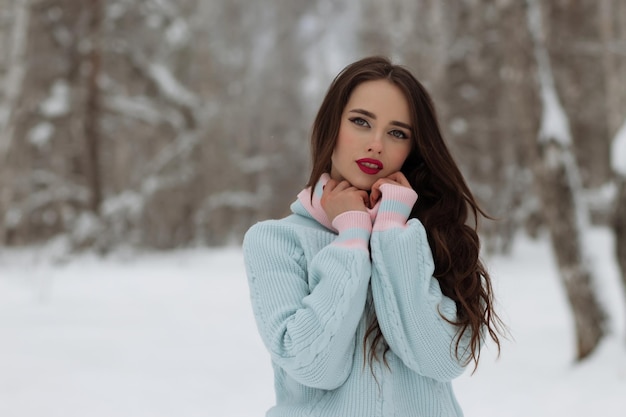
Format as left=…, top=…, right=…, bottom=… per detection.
left=367, top=132, right=383, bottom=153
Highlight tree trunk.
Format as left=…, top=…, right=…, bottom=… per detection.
left=0, top=0, right=30, bottom=243
left=83, top=0, right=102, bottom=214
left=603, top=0, right=626, bottom=334
left=614, top=177, right=626, bottom=303
left=0, top=0, right=30, bottom=162
left=526, top=0, right=607, bottom=360
left=610, top=119, right=626, bottom=319
left=535, top=143, right=608, bottom=359
left=598, top=0, right=623, bottom=135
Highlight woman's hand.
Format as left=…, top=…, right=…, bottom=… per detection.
left=321, top=179, right=369, bottom=222
left=369, top=172, right=412, bottom=207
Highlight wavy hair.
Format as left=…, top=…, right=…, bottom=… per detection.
left=306, top=56, right=504, bottom=370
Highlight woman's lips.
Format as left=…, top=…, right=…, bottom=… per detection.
left=356, top=158, right=383, bottom=175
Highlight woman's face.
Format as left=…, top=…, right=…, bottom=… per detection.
left=330, top=79, right=413, bottom=191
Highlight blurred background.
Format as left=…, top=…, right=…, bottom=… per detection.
left=0, top=0, right=623, bottom=252
left=0, top=0, right=626, bottom=250
left=0, top=0, right=625, bottom=414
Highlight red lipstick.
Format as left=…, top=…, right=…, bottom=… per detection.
left=356, top=158, right=383, bottom=175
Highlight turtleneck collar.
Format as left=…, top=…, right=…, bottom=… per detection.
left=290, top=173, right=379, bottom=232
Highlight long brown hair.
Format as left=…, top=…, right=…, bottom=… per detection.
left=307, top=56, right=503, bottom=370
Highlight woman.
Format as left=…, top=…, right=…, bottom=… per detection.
left=243, top=56, right=503, bottom=417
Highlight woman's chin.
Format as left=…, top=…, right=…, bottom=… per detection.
left=349, top=179, right=374, bottom=191
left=330, top=171, right=376, bottom=191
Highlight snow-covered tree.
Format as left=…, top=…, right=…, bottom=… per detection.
left=611, top=119, right=626, bottom=311
left=525, top=0, right=607, bottom=359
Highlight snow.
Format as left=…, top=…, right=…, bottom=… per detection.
left=40, top=80, right=70, bottom=119
left=27, top=122, right=54, bottom=148
left=299, top=4, right=361, bottom=104
left=206, top=191, right=258, bottom=211
left=103, top=95, right=166, bottom=126
left=450, top=117, right=469, bottom=135
left=536, top=76, right=572, bottom=146
left=70, top=212, right=103, bottom=245
left=1, top=228, right=625, bottom=417
left=147, top=63, right=198, bottom=109
left=105, top=3, right=126, bottom=21
left=165, top=19, right=190, bottom=47
left=101, top=191, right=144, bottom=219
left=611, top=118, right=626, bottom=176
left=526, top=0, right=572, bottom=146
left=3, top=185, right=90, bottom=233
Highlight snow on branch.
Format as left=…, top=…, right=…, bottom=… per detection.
left=525, top=0, right=593, bottom=261
left=103, top=94, right=184, bottom=128
left=146, top=62, right=199, bottom=109
left=537, top=82, right=572, bottom=146
left=152, top=0, right=178, bottom=18
left=140, top=165, right=195, bottom=196
left=165, top=18, right=191, bottom=48
left=40, top=80, right=70, bottom=118
left=236, top=155, right=276, bottom=174
left=101, top=191, right=144, bottom=219
left=526, top=0, right=572, bottom=146
left=140, top=131, right=199, bottom=181
left=4, top=184, right=89, bottom=229
left=611, top=118, right=626, bottom=176
left=119, top=45, right=201, bottom=117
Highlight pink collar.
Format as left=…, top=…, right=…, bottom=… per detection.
left=295, top=173, right=379, bottom=232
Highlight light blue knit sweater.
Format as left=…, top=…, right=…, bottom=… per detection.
left=243, top=175, right=468, bottom=416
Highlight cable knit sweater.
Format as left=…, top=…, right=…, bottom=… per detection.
left=243, top=174, right=468, bottom=417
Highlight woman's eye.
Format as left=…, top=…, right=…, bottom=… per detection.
left=350, top=117, right=370, bottom=127
left=390, top=129, right=408, bottom=139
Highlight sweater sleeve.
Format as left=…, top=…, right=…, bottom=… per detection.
left=243, top=213, right=372, bottom=390
left=370, top=183, right=468, bottom=381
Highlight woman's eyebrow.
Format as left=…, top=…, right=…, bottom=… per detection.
left=390, top=120, right=412, bottom=130
left=349, top=108, right=376, bottom=119
left=349, top=108, right=412, bottom=130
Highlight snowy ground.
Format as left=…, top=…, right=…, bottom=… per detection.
left=1, top=228, right=625, bottom=417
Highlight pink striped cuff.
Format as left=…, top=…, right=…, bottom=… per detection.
left=331, top=211, right=372, bottom=251
left=373, top=184, right=418, bottom=231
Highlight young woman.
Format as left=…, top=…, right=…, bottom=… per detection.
left=243, top=56, right=502, bottom=417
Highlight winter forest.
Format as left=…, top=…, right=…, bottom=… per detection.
left=1, top=0, right=626, bottom=415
